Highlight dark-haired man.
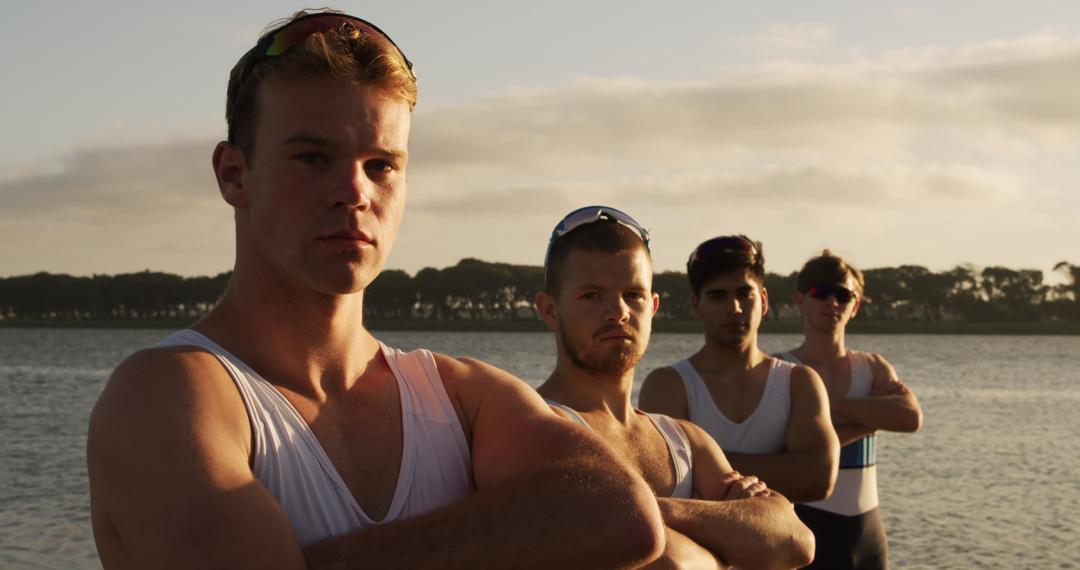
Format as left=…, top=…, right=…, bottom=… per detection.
left=776, top=250, right=922, bottom=569
left=640, top=235, right=840, bottom=505
left=537, top=209, right=815, bottom=569
left=87, top=11, right=664, bottom=569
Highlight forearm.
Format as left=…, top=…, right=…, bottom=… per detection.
left=643, top=527, right=724, bottom=570
left=658, top=496, right=813, bottom=569
left=835, top=423, right=876, bottom=446
left=724, top=452, right=835, bottom=503
left=303, top=460, right=663, bottom=570
left=831, top=395, right=922, bottom=432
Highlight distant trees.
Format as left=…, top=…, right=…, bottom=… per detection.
left=2, top=260, right=1078, bottom=323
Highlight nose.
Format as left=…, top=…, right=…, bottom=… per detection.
left=605, top=294, right=631, bottom=324
left=329, top=161, right=373, bottom=210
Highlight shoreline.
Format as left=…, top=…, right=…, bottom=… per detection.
left=2, top=318, right=1079, bottom=335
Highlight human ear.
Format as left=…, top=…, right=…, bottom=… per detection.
left=535, top=291, right=559, bottom=332
left=212, top=141, right=249, bottom=208
left=760, top=286, right=770, bottom=317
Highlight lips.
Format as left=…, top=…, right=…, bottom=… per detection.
left=595, top=326, right=636, bottom=342
left=319, top=229, right=375, bottom=244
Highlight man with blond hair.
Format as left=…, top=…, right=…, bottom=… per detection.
left=88, top=11, right=664, bottom=569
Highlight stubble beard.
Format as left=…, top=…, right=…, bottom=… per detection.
left=559, top=322, right=645, bottom=376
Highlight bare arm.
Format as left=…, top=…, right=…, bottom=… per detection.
left=724, top=365, right=839, bottom=503
left=657, top=421, right=814, bottom=569
left=88, top=348, right=308, bottom=570
left=835, top=423, right=877, bottom=447
left=645, top=527, right=725, bottom=570
left=304, top=355, right=665, bottom=570
left=830, top=354, right=922, bottom=433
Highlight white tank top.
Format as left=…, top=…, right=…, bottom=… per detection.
left=545, top=400, right=694, bottom=499
left=156, top=329, right=474, bottom=545
left=775, top=350, right=879, bottom=516
left=671, top=358, right=793, bottom=454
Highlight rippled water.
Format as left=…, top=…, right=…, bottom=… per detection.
left=1, top=328, right=1077, bottom=568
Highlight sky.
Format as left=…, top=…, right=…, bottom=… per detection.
left=2, top=1, right=1079, bottom=282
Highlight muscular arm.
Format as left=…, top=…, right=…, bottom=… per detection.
left=723, top=366, right=839, bottom=503
left=830, top=354, right=922, bottom=433
left=90, top=350, right=663, bottom=570
left=304, top=356, right=665, bottom=570
left=88, top=348, right=308, bottom=570
left=657, top=421, right=814, bottom=569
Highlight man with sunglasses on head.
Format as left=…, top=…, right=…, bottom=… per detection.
left=774, top=251, right=923, bottom=570
left=535, top=208, right=815, bottom=569
left=640, top=236, right=840, bottom=509
left=87, top=11, right=666, bottom=570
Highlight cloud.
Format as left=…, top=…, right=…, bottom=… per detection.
left=3, top=34, right=1079, bottom=276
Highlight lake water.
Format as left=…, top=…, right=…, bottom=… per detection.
left=1, top=328, right=1077, bottom=569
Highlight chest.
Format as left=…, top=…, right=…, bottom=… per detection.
left=593, top=419, right=677, bottom=497
left=701, top=366, right=771, bottom=424
left=280, top=376, right=405, bottom=521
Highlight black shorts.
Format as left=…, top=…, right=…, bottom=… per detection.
left=795, top=504, right=888, bottom=570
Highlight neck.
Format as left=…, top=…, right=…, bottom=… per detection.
left=797, top=320, right=847, bottom=361
left=195, top=261, right=378, bottom=398
left=538, top=356, right=636, bottom=424
left=695, top=334, right=767, bottom=372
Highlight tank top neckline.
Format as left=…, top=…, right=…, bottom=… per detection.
left=683, top=357, right=784, bottom=427
left=178, top=328, right=413, bottom=524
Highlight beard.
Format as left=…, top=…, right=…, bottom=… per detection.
left=558, top=321, right=646, bottom=376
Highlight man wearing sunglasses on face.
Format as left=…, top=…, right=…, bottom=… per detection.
left=774, top=251, right=923, bottom=570
left=87, top=11, right=666, bottom=570
left=639, top=236, right=840, bottom=508
left=535, top=208, right=815, bottom=569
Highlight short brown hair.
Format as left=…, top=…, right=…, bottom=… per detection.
left=544, top=221, right=651, bottom=297
left=225, top=10, right=418, bottom=158
left=797, top=250, right=865, bottom=296
left=686, top=235, right=765, bottom=296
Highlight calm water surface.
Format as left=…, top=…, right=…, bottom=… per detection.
left=1, top=328, right=1077, bottom=568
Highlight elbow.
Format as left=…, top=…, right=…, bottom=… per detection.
left=603, top=478, right=666, bottom=566
left=905, top=407, right=924, bottom=433
left=787, top=521, right=816, bottom=569
left=800, top=453, right=839, bottom=503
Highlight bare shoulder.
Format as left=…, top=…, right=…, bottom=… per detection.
left=672, top=417, right=719, bottom=454
left=429, top=352, right=553, bottom=426
left=861, top=351, right=898, bottom=376
left=92, top=346, right=247, bottom=438
left=639, top=366, right=688, bottom=418
left=783, top=361, right=829, bottom=403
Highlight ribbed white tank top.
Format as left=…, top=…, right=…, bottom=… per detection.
left=156, top=329, right=474, bottom=545
left=671, top=358, right=793, bottom=454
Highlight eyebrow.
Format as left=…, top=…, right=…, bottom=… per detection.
left=281, top=133, right=408, bottom=160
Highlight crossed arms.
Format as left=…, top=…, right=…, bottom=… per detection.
left=829, top=353, right=923, bottom=445
left=639, top=364, right=840, bottom=503
left=87, top=348, right=664, bottom=570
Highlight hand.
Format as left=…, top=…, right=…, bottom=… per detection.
left=716, top=471, right=771, bottom=501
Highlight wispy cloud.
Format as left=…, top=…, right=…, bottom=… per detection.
left=3, top=35, right=1079, bottom=276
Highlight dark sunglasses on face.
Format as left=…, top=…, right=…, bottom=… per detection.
left=807, top=283, right=857, bottom=304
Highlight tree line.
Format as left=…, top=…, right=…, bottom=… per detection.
left=1, top=259, right=1078, bottom=323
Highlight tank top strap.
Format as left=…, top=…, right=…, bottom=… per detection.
left=764, top=358, right=795, bottom=400
left=543, top=399, right=592, bottom=429
left=644, top=413, right=694, bottom=499
left=847, top=350, right=874, bottom=397
left=671, top=359, right=711, bottom=411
